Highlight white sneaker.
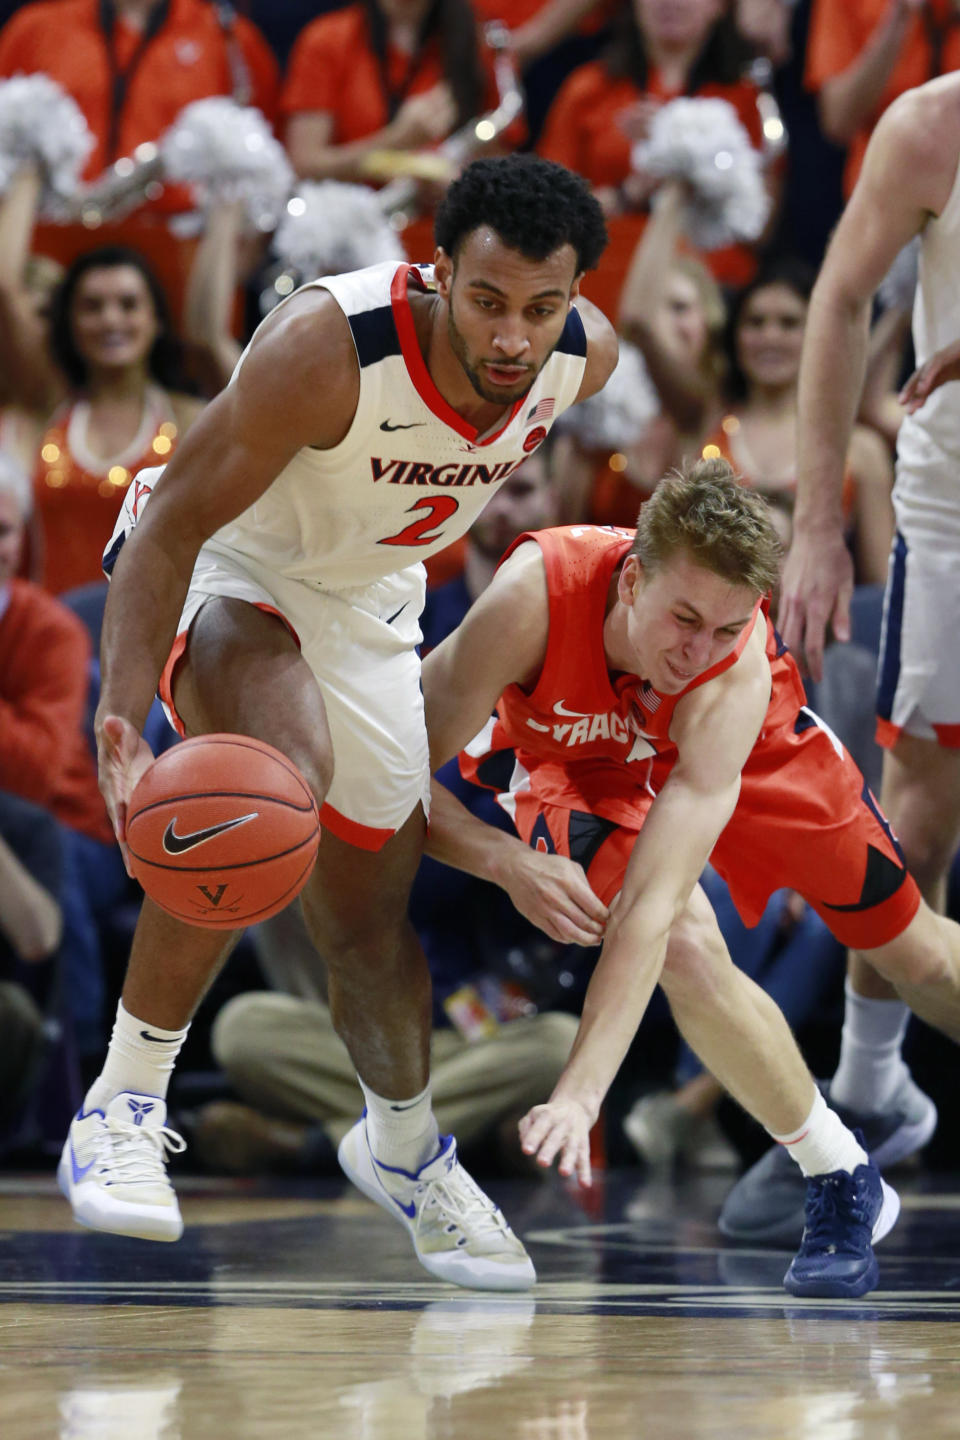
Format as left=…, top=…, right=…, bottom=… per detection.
left=338, top=1115, right=535, bottom=1292
left=57, top=1092, right=186, bottom=1242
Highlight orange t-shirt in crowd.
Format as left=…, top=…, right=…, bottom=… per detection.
left=805, top=0, right=960, bottom=196
left=281, top=2, right=526, bottom=266
left=33, top=387, right=182, bottom=595
left=471, top=0, right=617, bottom=34
left=0, top=577, right=113, bottom=843
left=0, top=0, right=279, bottom=317
left=538, top=61, right=764, bottom=319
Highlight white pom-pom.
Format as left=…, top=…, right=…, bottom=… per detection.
left=555, top=341, right=659, bottom=450
left=877, top=237, right=920, bottom=313
left=0, top=73, right=93, bottom=203
left=272, top=182, right=406, bottom=280
left=632, top=97, right=770, bottom=250
left=160, top=98, right=293, bottom=230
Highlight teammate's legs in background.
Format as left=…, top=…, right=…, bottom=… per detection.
left=833, top=735, right=960, bottom=1127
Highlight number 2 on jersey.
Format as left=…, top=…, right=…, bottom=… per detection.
left=379, top=495, right=460, bottom=548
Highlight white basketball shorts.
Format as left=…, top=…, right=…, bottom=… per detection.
left=158, top=542, right=431, bottom=851
left=877, top=460, right=960, bottom=749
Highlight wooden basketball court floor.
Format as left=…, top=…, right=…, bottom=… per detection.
left=3, top=1164, right=960, bottom=1439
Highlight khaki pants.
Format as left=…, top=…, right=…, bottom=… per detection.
left=211, top=992, right=578, bottom=1148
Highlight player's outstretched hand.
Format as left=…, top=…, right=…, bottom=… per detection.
left=96, top=713, right=155, bottom=872
left=519, top=1099, right=594, bottom=1187
left=779, top=523, right=854, bottom=682
left=502, top=848, right=608, bottom=946
left=899, top=338, right=960, bottom=413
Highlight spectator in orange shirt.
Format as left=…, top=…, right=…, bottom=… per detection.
left=806, top=0, right=960, bottom=197
left=552, top=179, right=727, bottom=527
left=281, top=0, right=525, bottom=263
left=537, top=0, right=766, bottom=320
left=31, top=245, right=204, bottom=595
left=0, top=453, right=128, bottom=1054
left=701, top=256, right=894, bottom=583
left=0, top=0, right=279, bottom=318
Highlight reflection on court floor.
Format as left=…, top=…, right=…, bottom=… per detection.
left=3, top=1167, right=960, bottom=1438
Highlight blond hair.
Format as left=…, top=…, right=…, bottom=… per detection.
left=630, top=457, right=782, bottom=595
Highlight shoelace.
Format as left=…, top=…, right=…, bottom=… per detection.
left=416, top=1167, right=513, bottom=1240
left=97, top=1117, right=186, bottom=1185
left=803, top=1175, right=870, bottom=1248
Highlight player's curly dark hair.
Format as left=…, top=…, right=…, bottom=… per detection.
left=434, top=155, right=608, bottom=273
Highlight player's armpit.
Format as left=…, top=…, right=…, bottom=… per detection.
left=572, top=295, right=618, bottom=402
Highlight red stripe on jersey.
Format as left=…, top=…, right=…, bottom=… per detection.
left=390, top=265, right=526, bottom=446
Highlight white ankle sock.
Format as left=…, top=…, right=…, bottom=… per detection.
left=770, top=1087, right=869, bottom=1178
left=829, top=978, right=910, bottom=1114
left=359, top=1078, right=439, bottom=1170
left=84, top=1001, right=189, bottom=1111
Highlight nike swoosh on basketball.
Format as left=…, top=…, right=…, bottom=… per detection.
left=380, top=419, right=425, bottom=431
left=552, top=699, right=593, bottom=719
left=162, top=812, right=258, bottom=855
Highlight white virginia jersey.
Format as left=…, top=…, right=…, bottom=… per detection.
left=897, top=152, right=960, bottom=492
left=191, top=262, right=587, bottom=590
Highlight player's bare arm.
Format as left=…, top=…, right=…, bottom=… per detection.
left=785, top=80, right=960, bottom=678
left=521, top=635, right=770, bottom=1183
left=572, top=295, right=618, bottom=403
left=423, top=543, right=609, bottom=944
left=95, top=291, right=362, bottom=842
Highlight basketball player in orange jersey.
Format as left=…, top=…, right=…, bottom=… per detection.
left=721, top=73, right=960, bottom=1248
left=422, top=460, right=960, bottom=1297
left=60, top=155, right=617, bottom=1291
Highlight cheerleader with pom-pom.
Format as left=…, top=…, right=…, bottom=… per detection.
left=552, top=177, right=726, bottom=529
left=0, top=1, right=278, bottom=319
left=281, top=0, right=526, bottom=264
left=537, top=0, right=773, bottom=319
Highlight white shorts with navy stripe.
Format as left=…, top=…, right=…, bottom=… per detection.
left=877, top=475, right=960, bottom=748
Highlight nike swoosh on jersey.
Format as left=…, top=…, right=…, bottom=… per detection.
left=162, top=812, right=258, bottom=855
left=379, top=419, right=425, bottom=431
left=552, top=699, right=594, bottom=719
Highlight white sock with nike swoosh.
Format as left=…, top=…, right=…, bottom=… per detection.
left=359, top=1077, right=439, bottom=1170
left=83, top=1000, right=189, bottom=1112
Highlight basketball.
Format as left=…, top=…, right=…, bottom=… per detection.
left=126, top=734, right=320, bottom=929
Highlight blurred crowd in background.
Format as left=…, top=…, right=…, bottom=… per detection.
left=0, top=0, right=955, bottom=1185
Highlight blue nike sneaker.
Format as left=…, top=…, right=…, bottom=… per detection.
left=719, top=1072, right=935, bottom=1246
left=783, top=1159, right=899, bottom=1299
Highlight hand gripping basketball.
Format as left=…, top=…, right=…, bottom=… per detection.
left=125, top=734, right=321, bottom=929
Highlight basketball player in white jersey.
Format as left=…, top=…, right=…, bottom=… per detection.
left=720, top=75, right=960, bottom=1245
left=60, top=156, right=617, bottom=1291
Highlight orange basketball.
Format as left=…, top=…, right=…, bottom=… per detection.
left=126, top=734, right=320, bottom=929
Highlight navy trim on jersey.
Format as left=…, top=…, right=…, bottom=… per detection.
left=568, top=809, right=621, bottom=872
left=556, top=307, right=587, bottom=358
left=102, top=531, right=125, bottom=578
left=876, top=530, right=907, bottom=722
left=349, top=305, right=402, bottom=369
